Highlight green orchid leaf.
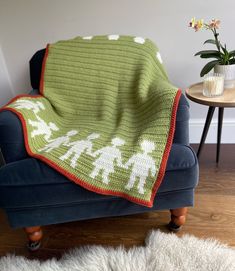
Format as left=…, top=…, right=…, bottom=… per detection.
left=200, top=60, right=220, bottom=77
left=229, top=50, right=235, bottom=57
left=200, top=53, right=221, bottom=60
left=221, top=44, right=228, bottom=54
left=194, top=50, right=220, bottom=56
left=229, top=58, right=235, bottom=64
left=203, top=39, right=216, bottom=45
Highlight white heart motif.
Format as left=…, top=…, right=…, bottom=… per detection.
left=108, top=35, right=120, bottom=40
left=156, top=52, right=163, bottom=64
left=83, top=36, right=93, bottom=40
left=134, top=37, right=145, bottom=44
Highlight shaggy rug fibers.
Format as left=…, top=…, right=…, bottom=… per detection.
left=0, top=230, right=235, bottom=271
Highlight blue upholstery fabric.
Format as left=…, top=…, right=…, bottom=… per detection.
left=174, top=95, right=189, bottom=145
left=0, top=90, right=41, bottom=163
left=30, top=49, right=45, bottom=90
left=0, top=111, right=27, bottom=163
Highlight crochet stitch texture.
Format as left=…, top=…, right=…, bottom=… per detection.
left=4, top=35, right=181, bottom=207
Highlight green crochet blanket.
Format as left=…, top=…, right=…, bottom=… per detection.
left=4, top=35, right=181, bottom=207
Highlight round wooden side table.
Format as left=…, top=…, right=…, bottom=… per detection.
left=186, top=82, right=235, bottom=163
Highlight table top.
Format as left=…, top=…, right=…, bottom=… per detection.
left=186, top=82, right=235, bottom=107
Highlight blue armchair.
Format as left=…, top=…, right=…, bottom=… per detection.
left=0, top=49, right=198, bottom=251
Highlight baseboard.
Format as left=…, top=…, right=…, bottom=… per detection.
left=189, top=119, right=235, bottom=143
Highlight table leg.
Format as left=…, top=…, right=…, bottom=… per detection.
left=197, top=106, right=215, bottom=158
left=216, top=107, right=224, bottom=163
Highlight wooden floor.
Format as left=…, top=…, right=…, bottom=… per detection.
left=0, top=144, right=235, bottom=260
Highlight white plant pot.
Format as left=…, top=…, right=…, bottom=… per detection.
left=214, top=64, right=235, bottom=89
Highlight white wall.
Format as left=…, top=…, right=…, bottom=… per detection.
left=0, top=0, right=235, bottom=142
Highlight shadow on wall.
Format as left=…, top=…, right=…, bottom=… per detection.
left=0, top=45, right=14, bottom=106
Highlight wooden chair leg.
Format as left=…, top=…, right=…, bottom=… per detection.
left=24, top=226, right=43, bottom=251
left=168, top=207, right=188, bottom=232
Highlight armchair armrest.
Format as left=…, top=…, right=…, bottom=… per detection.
left=0, top=90, right=39, bottom=163
left=0, top=110, right=27, bottom=163
left=173, top=94, right=190, bottom=145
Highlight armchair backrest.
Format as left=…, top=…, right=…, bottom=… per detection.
left=30, top=49, right=45, bottom=90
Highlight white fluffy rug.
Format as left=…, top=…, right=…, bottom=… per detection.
left=1, top=230, right=235, bottom=271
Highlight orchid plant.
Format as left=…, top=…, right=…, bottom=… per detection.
left=189, top=18, right=235, bottom=77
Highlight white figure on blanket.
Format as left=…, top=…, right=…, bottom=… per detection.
left=39, top=130, right=78, bottom=153
left=90, top=137, right=125, bottom=184
left=28, top=115, right=59, bottom=141
left=14, top=99, right=45, bottom=114
left=59, top=133, right=100, bottom=168
left=125, top=140, right=157, bottom=194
